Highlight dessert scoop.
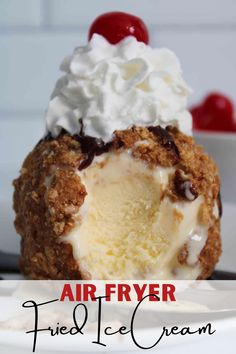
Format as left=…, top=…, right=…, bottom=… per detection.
left=13, top=13, right=222, bottom=280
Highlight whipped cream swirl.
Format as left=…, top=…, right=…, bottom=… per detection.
left=46, top=34, right=192, bottom=142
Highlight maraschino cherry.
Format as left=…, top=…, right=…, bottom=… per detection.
left=88, top=12, right=149, bottom=45
left=191, top=92, right=235, bottom=132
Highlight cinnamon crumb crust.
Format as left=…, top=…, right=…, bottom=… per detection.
left=13, top=126, right=221, bottom=279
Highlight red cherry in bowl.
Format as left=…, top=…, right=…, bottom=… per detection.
left=88, top=12, right=149, bottom=45
left=191, top=92, right=235, bottom=132
left=202, top=93, right=234, bottom=131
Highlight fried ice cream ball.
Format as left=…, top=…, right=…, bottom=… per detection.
left=13, top=126, right=221, bottom=280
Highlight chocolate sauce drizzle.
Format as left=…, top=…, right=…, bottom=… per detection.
left=148, top=126, right=180, bottom=159
left=217, top=192, right=223, bottom=218
left=74, top=135, right=112, bottom=170
left=38, top=126, right=179, bottom=171
left=174, top=169, right=198, bottom=201
left=73, top=119, right=113, bottom=170
left=35, top=130, right=113, bottom=170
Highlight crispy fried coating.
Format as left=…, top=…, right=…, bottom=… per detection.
left=13, top=127, right=221, bottom=279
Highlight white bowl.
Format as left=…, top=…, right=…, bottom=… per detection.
left=194, top=132, right=236, bottom=203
